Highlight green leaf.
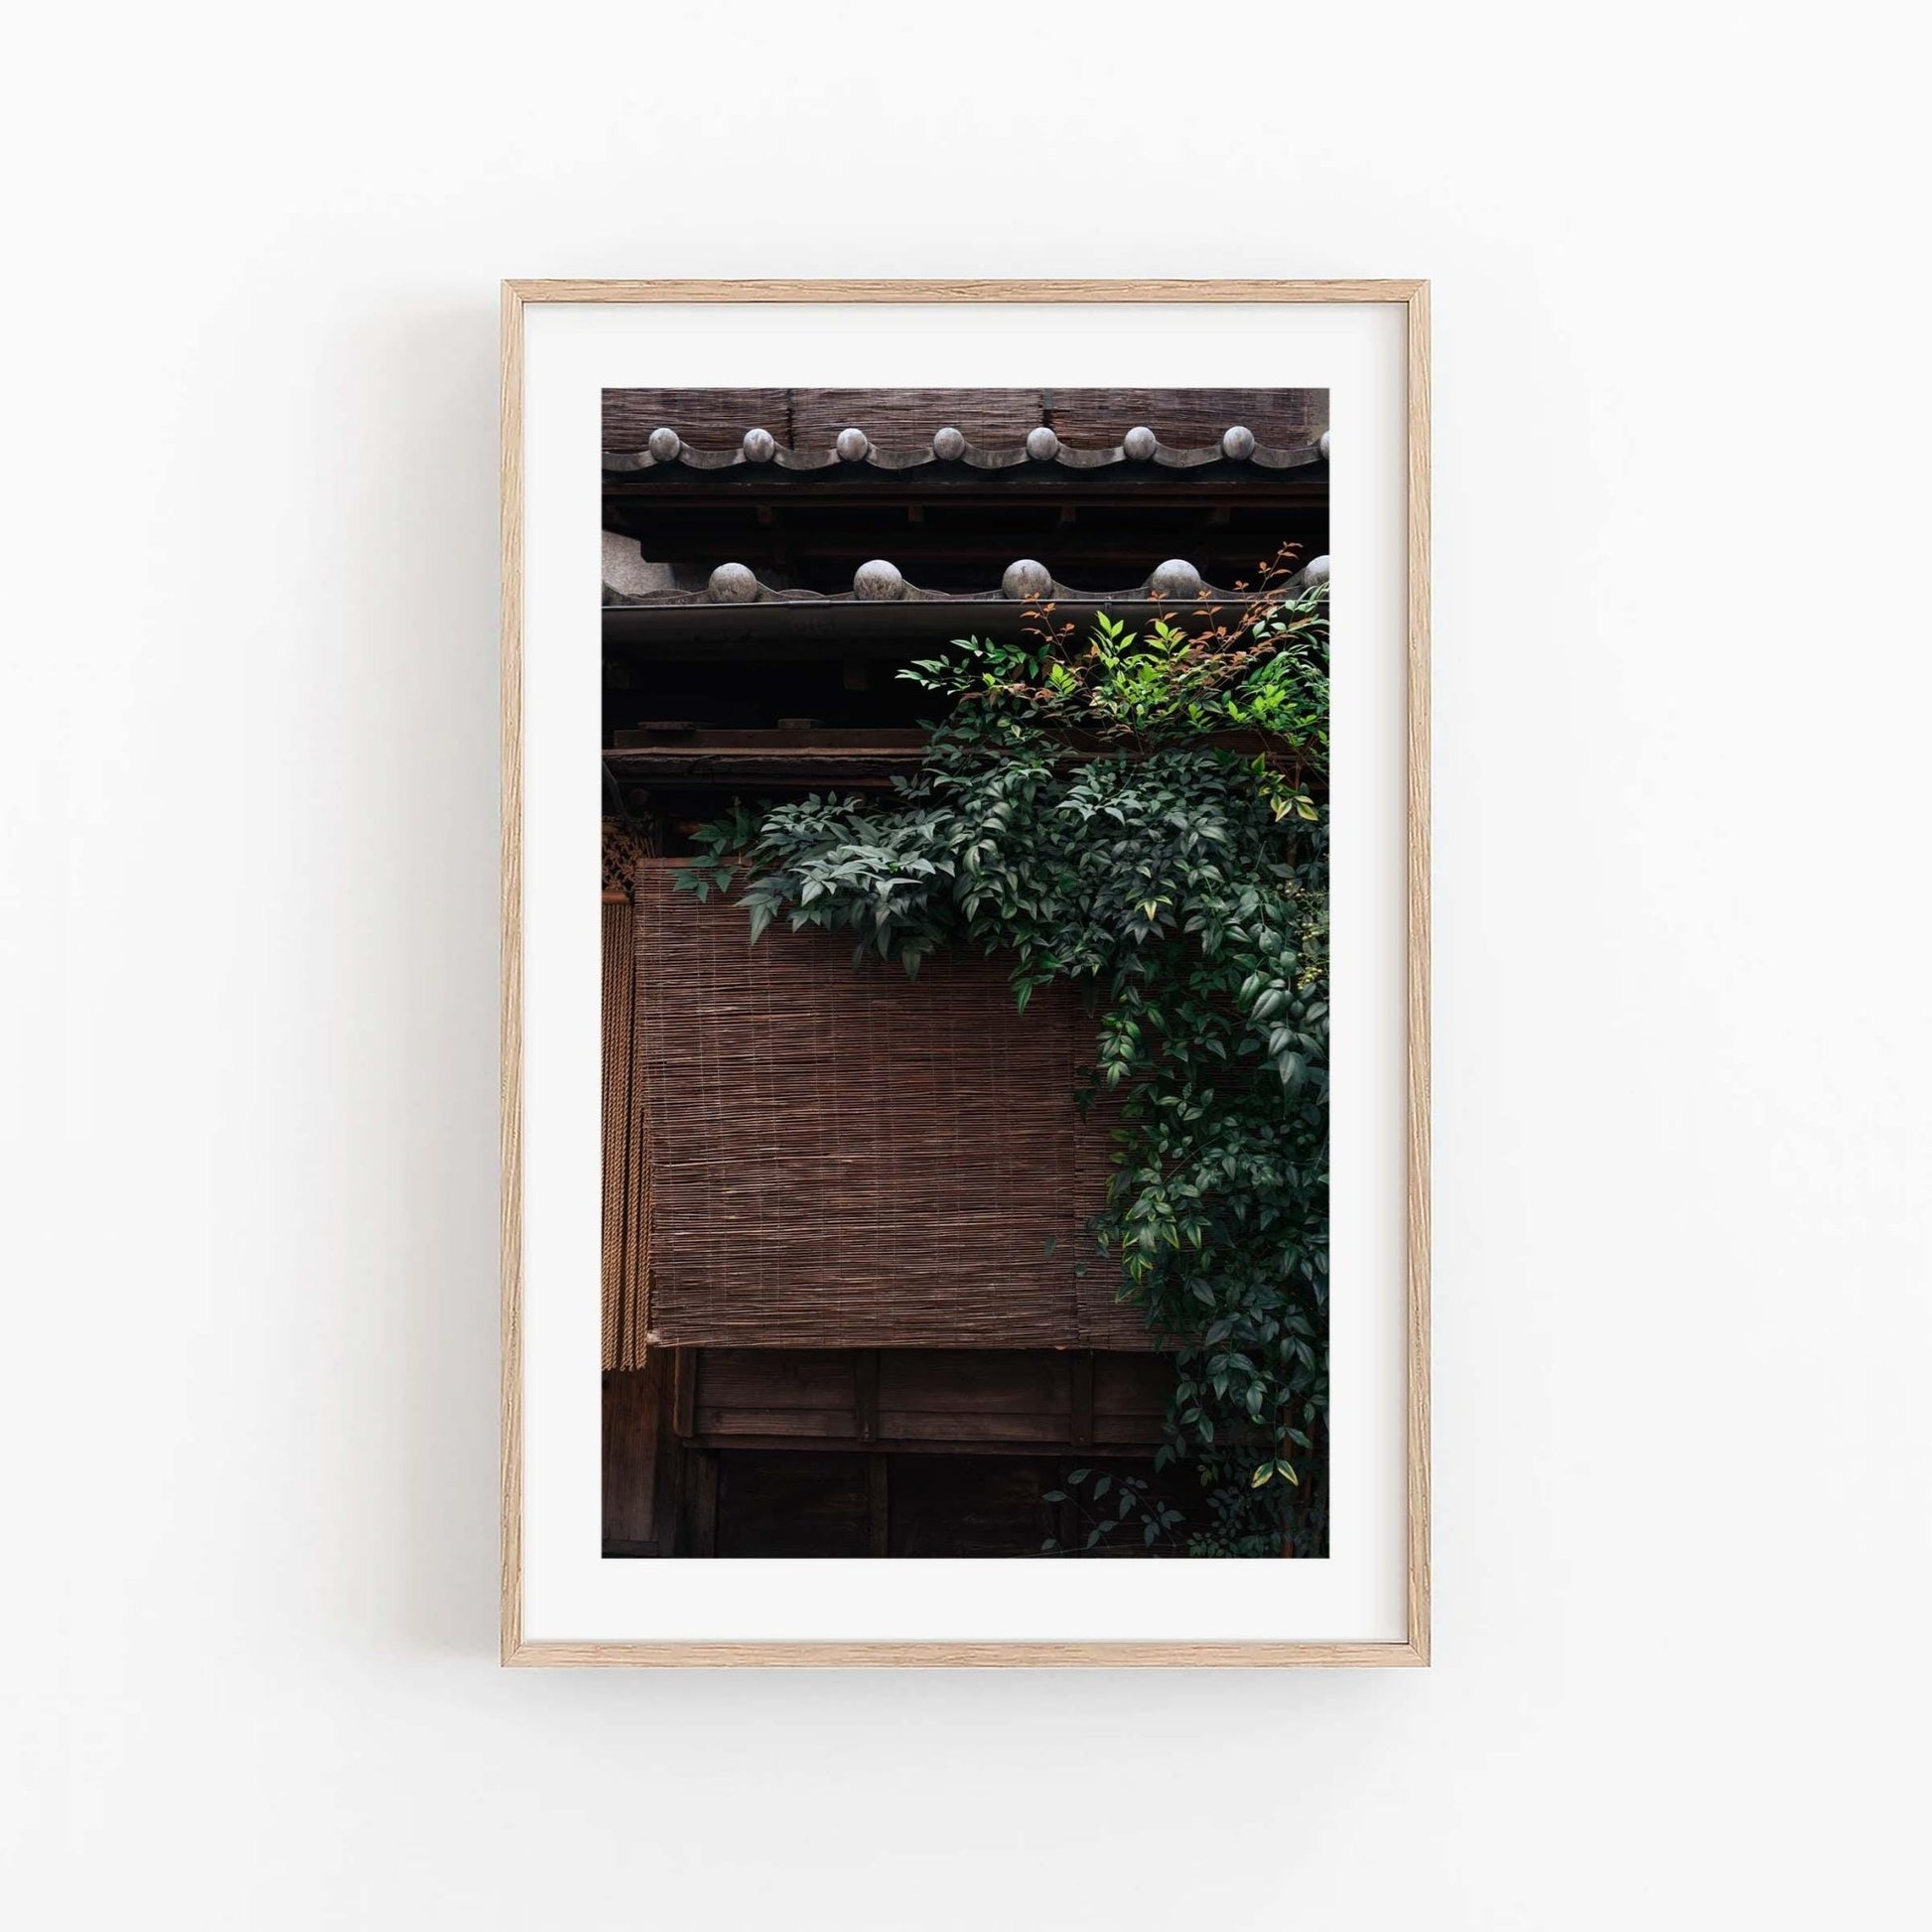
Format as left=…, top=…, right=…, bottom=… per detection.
left=669, top=575, right=1333, bottom=1560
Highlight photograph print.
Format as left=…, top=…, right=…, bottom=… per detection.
left=598, top=387, right=1330, bottom=1561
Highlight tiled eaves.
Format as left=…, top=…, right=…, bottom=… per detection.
left=602, top=541, right=1329, bottom=611
left=604, top=425, right=1331, bottom=480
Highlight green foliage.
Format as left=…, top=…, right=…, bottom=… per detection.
left=678, top=555, right=1330, bottom=1556
left=1041, top=1469, right=1187, bottom=1555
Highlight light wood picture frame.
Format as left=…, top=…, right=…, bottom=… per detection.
left=501, top=279, right=1430, bottom=1665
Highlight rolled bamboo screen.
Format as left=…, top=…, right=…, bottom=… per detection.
left=601, top=897, right=653, bottom=1370
left=627, top=860, right=1151, bottom=1351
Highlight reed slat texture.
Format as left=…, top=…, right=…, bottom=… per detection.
left=631, top=862, right=1149, bottom=1350
left=601, top=897, right=655, bottom=1369
left=601, top=899, right=631, bottom=1370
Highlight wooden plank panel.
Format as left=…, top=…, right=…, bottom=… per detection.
left=886, top=1454, right=1060, bottom=1558
left=694, top=1406, right=858, bottom=1442
left=1093, top=1350, right=1174, bottom=1448
left=672, top=1348, right=696, bottom=1437
left=604, top=387, right=790, bottom=450
left=1046, top=387, right=1327, bottom=449
left=683, top=1449, right=720, bottom=1557
left=1092, top=1351, right=1175, bottom=1417
left=715, top=1450, right=871, bottom=1558
left=878, top=1350, right=1073, bottom=1416
left=1091, top=1413, right=1166, bottom=1449
left=696, top=1348, right=858, bottom=1413
left=1071, top=1352, right=1094, bottom=1449
left=788, top=387, right=1046, bottom=450
left=878, top=1410, right=1070, bottom=1446
left=691, top=1429, right=1076, bottom=1454
left=869, top=1457, right=890, bottom=1558
left=611, top=729, right=929, bottom=752
left=601, top=1367, right=667, bottom=1554
left=856, top=1349, right=880, bottom=1445
left=687, top=1349, right=1162, bottom=1446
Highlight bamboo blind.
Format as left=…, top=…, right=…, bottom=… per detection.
left=601, top=897, right=653, bottom=1370
left=625, top=861, right=1150, bottom=1351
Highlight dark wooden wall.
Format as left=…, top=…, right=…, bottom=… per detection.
left=604, top=1348, right=1182, bottom=1558
left=605, top=387, right=1327, bottom=452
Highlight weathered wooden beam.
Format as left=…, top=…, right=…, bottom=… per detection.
left=683, top=1431, right=1164, bottom=1455
left=602, top=595, right=1274, bottom=657
left=603, top=385, right=1328, bottom=454
left=868, top=1457, right=890, bottom=1559
left=602, top=1367, right=669, bottom=1556
left=683, top=1450, right=720, bottom=1558
left=604, top=727, right=1316, bottom=784
left=611, top=727, right=926, bottom=751
left=1071, top=1352, right=1096, bottom=1449
left=856, top=1350, right=881, bottom=1447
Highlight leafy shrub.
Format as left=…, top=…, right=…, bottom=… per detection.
left=680, top=553, right=1329, bottom=1556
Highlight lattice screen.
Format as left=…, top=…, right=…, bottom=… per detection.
left=618, top=861, right=1150, bottom=1351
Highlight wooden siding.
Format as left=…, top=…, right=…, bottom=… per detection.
left=605, top=385, right=1328, bottom=452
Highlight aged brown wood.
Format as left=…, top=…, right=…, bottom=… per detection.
left=791, top=386, right=1043, bottom=450
left=887, top=1454, right=1068, bottom=1558
left=603, top=385, right=1328, bottom=454
left=697, top=1349, right=857, bottom=1411
left=693, top=1349, right=866, bottom=1442
left=868, top=1457, right=890, bottom=1559
left=1070, top=1352, right=1095, bottom=1449
left=679, top=1348, right=1173, bottom=1454
left=1093, top=1352, right=1173, bottom=1448
left=604, top=730, right=1323, bottom=786
left=879, top=1349, right=1073, bottom=1420
left=691, top=1411, right=860, bottom=1442
left=1050, top=387, right=1325, bottom=449
left=715, top=1450, right=871, bottom=1558
left=683, top=1449, right=720, bottom=1558
left=612, top=727, right=928, bottom=750
left=688, top=1432, right=1139, bottom=1456
left=672, top=1347, right=697, bottom=1438
left=876, top=1414, right=1067, bottom=1447
left=600, top=899, right=633, bottom=1371
left=600, top=896, right=653, bottom=1370
left=604, top=388, right=791, bottom=450
left=874, top=1350, right=1078, bottom=1441
left=856, top=1350, right=880, bottom=1446
left=599, top=596, right=1286, bottom=657
left=601, top=1368, right=664, bottom=1555
left=607, top=749, right=920, bottom=784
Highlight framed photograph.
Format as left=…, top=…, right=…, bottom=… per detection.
left=501, top=280, right=1430, bottom=1665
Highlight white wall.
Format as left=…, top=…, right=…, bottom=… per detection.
left=4, top=4, right=1927, bottom=1926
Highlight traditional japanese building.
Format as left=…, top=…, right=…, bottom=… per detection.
left=601, top=387, right=1329, bottom=1557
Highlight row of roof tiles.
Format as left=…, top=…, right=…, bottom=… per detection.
left=602, top=533, right=1328, bottom=607
left=606, top=425, right=1331, bottom=478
